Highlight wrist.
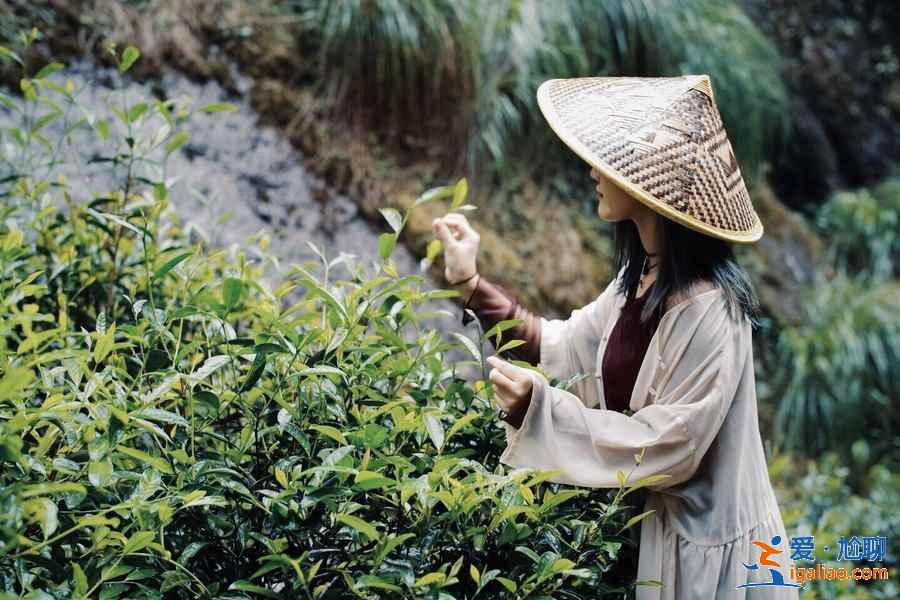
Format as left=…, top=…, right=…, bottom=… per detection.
left=452, top=271, right=480, bottom=295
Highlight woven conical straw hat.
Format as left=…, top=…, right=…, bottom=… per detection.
left=537, top=75, right=763, bottom=243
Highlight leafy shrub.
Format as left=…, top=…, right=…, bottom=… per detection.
left=761, top=271, right=899, bottom=458
left=0, top=39, right=654, bottom=599
left=815, top=178, right=900, bottom=281
left=769, top=450, right=900, bottom=600
left=758, top=175, right=900, bottom=459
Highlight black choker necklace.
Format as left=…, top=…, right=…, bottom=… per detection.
left=639, top=253, right=658, bottom=293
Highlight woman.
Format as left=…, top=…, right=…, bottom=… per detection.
left=432, top=75, right=801, bottom=599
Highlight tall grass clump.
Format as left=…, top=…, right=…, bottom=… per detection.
left=764, top=273, right=899, bottom=458
left=760, top=179, right=900, bottom=460
left=526, top=0, right=786, bottom=186
left=0, top=37, right=663, bottom=598
left=286, top=0, right=786, bottom=190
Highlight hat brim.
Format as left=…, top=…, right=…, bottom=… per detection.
left=537, top=80, right=763, bottom=244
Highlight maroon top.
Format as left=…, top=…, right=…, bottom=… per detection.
left=600, top=283, right=663, bottom=413
left=462, top=276, right=662, bottom=428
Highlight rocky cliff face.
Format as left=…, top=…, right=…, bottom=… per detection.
left=1, top=0, right=828, bottom=327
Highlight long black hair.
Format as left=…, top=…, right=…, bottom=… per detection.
left=612, top=216, right=760, bottom=327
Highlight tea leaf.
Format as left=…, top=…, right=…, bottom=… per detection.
left=117, top=445, right=174, bottom=475
left=228, top=581, right=279, bottom=597
left=165, top=131, right=189, bottom=155
left=452, top=332, right=481, bottom=362
left=444, top=412, right=478, bottom=446
left=451, top=177, right=468, bottom=210
left=119, top=46, right=140, bottom=73
left=334, top=513, right=380, bottom=541
left=198, top=102, right=238, bottom=113
left=309, top=425, right=348, bottom=445
left=223, top=277, right=243, bottom=310
left=617, top=509, right=656, bottom=534
left=0, top=45, right=23, bottom=65
left=122, top=531, right=155, bottom=555
left=275, top=468, right=289, bottom=489
left=88, top=460, right=112, bottom=487
left=378, top=232, right=397, bottom=260
left=132, top=408, right=188, bottom=428
left=413, top=185, right=453, bottom=207
left=379, top=207, right=403, bottom=233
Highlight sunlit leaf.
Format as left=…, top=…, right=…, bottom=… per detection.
left=334, top=513, right=380, bottom=541
left=451, top=177, right=468, bottom=210
left=379, top=207, right=403, bottom=233
left=119, top=46, right=140, bottom=73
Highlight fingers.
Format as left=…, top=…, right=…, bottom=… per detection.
left=488, top=356, right=532, bottom=404
left=486, top=355, right=521, bottom=379
left=443, top=213, right=478, bottom=238
left=489, top=366, right=516, bottom=392
left=433, top=214, right=477, bottom=241
left=490, top=372, right=518, bottom=412
left=442, top=212, right=468, bottom=226
left=432, top=219, right=457, bottom=245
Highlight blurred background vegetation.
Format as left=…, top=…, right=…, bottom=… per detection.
left=1, top=0, right=897, bottom=598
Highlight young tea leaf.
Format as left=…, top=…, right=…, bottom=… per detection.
left=451, top=177, right=469, bottom=210
left=119, top=46, right=140, bottom=73
left=122, top=530, right=155, bottom=555
left=379, top=207, right=404, bottom=233
left=34, top=62, right=64, bottom=80
left=198, top=102, right=238, bottom=113
left=378, top=233, right=397, bottom=260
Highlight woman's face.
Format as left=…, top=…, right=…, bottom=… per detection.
left=590, top=166, right=640, bottom=221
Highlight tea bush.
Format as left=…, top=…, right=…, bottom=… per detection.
left=0, top=38, right=651, bottom=599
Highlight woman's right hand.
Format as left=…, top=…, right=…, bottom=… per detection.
left=432, top=213, right=480, bottom=287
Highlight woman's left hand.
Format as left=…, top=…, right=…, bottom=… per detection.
left=486, top=355, right=534, bottom=420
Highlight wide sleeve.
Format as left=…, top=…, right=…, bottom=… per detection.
left=461, top=276, right=541, bottom=365
left=500, top=293, right=742, bottom=491
left=539, top=269, right=622, bottom=389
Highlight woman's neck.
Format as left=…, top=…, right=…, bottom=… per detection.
left=631, top=207, right=662, bottom=259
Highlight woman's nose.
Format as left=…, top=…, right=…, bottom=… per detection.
left=590, top=168, right=600, bottom=182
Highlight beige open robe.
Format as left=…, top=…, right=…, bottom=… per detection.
left=500, top=272, right=800, bottom=599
